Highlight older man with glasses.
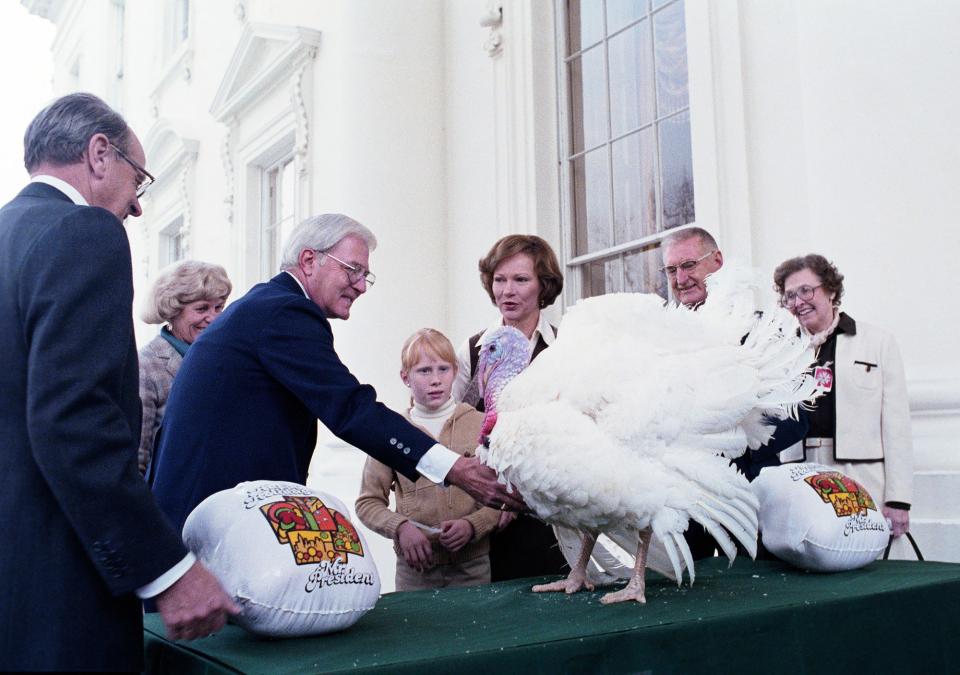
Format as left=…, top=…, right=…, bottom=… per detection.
left=659, top=226, right=724, bottom=308
left=150, top=213, right=525, bottom=542
left=658, top=226, right=808, bottom=560
left=0, top=93, right=238, bottom=672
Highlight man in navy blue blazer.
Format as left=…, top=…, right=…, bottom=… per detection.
left=151, top=213, right=524, bottom=536
left=0, top=94, right=238, bottom=671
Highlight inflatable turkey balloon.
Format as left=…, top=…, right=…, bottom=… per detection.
left=752, top=463, right=889, bottom=571
left=183, top=480, right=381, bottom=637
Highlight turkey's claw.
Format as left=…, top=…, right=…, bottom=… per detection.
left=600, top=576, right=646, bottom=604
left=532, top=570, right=594, bottom=595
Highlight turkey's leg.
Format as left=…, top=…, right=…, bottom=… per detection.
left=600, top=527, right=652, bottom=604
left=532, top=532, right=596, bottom=594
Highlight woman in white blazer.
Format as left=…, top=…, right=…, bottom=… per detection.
left=773, top=254, right=913, bottom=541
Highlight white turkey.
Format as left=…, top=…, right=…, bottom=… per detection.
left=476, top=267, right=820, bottom=604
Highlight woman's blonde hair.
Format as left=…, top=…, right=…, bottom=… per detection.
left=400, top=328, right=457, bottom=373
left=140, top=260, right=232, bottom=324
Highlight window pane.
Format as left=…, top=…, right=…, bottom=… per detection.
left=659, top=110, right=695, bottom=229
left=569, top=47, right=608, bottom=153
left=612, top=127, right=656, bottom=244
left=606, top=0, right=647, bottom=34
left=582, top=256, right=623, bottom=298
left=280, top=159, right=295, bottom=221
left=572, top=148, right=611, bottom=256
left=653, top=0, right=689, bottom=117
left=608, top=19, right=654, bottom=136
left=624, top=245, right=666, bottom=297
left=567, top=0, right=604, bottom=54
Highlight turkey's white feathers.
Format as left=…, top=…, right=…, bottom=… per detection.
left=479, top=265, right=820, bottom=587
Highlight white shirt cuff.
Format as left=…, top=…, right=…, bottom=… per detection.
left=416, top=443, right=460, bottom=484
left=135, top=552, right=196, bottom=599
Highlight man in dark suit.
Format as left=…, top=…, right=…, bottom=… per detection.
left=0, top=93, right=238, bottom=672
left=151, top=213, right=525, bottom=535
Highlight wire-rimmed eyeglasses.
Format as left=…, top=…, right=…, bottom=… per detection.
left=316, top=250, right=376, bottom=287
left=659, top=250, right=716, bottom=277
left=109, top=143, right=155, bottom=199
left=781, top=284, right=822, bottom=307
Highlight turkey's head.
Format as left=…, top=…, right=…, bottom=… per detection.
left=476, top=326, right=531, bottom=445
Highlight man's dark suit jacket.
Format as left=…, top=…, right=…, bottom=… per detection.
left=150, top=271, right=439, bottom=535
left=0, top=182, right=188, bottom=671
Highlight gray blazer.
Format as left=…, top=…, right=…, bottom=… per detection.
left=138, top=333, right=182, bottom=475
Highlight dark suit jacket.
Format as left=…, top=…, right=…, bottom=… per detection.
left=151, top=272, right=439, bottom=535
left=0, top=182, right=188, bottom=671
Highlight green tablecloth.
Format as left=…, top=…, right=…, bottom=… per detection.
left=145, top=558, right=959, bottom=674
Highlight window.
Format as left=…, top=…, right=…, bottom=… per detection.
left=559, top=0, right=695, bottom=299
left=160, top=217, right=185, bottom=267
left=260, top=156, right=296, bottom=278
left=165, top=0, right=190, bottom=59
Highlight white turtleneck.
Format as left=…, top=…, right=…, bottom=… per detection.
left=409, top=397, right=457, bottom=439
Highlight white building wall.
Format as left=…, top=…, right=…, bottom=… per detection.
left=738, top=0, right=960, bottom=558
left=26, top=0, right=959, bottom=582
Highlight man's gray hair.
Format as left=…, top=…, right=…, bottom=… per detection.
left=140, top=260, right=233, bottom=324
left=279, top=213, right=377, bottom=271
left=661, top=226, right=720, bottom=255
left=24, top=93, right=130, bottom=173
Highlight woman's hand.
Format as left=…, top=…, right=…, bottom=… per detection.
left=438, top=519, right=474, bottom=552
left=396, top=521, right=434, bottom=571
left=883, top=505, right=910, bottom=538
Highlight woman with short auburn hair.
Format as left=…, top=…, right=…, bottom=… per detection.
left=137, top=260, right=232, bottom=476
left=452, top=234, right=567, bottom=582
left=772, top=253, right=913, bottom=552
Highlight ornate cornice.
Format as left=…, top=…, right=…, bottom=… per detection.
left=210, top=23, right=321, bottom=122
left=480, top=1, right=503, bottom=57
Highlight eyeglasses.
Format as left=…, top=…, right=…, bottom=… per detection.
left=660, top=250, right=716, bottom=277
left=317, top=250, right=376, bottom=287
left=781, top=284, right=822, bottom=307
left=110, top=143, right=155, bottom=198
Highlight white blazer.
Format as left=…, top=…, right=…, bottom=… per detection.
left=782, top=319, right=913, bottom=504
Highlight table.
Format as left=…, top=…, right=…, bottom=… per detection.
left=144, top=558, right=959, bottom=674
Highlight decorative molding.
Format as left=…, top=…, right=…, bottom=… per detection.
left=234, top=1, right=246, bottom=23
left=20, top=0, right=64, bottom=22
left=139, top=221, right=151, bottom=279
left=178, top=166, right=192, bottom=257
left=291, top=61, right=310, bottom=171
left=151, top=46, right=194, bottom=117
left=210, top=23, right=321, bottom=122
left=221, top=127, right=235, bottom=223
left=480, top=2, right=504, bottom=57
left=143, top=119, right=199, bottom=186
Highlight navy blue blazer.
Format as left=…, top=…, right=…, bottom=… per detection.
left=0, top=183, right=188, bottom=671
left=151, top=272, right=439, bottom=534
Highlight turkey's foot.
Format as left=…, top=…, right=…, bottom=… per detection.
left=532, top=570, right=594, bottom=595
left=600, top=576, right=646, bottom=604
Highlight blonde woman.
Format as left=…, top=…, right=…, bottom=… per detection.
left=138, top=260, right=231, bottom=476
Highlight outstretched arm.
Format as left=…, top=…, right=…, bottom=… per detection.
left=446, top=456, right=526, bottom=511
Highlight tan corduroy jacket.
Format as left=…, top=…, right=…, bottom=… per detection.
left=355, top=402, right=500, bottom=566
